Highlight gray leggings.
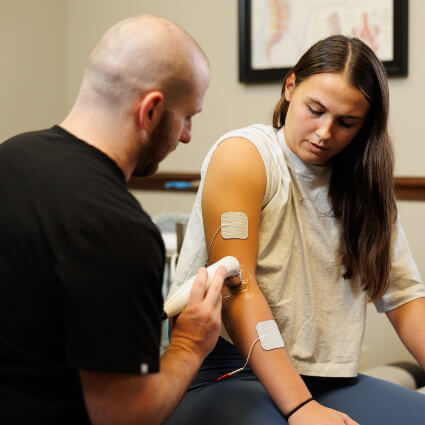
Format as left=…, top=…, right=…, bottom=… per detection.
left=165, top=338, right=425, bottom=425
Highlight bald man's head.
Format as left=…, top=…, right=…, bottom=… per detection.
left=80, top=15, right=209, bottom=110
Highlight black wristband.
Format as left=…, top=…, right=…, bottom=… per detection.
left=285, top=397, right=315, bottom=421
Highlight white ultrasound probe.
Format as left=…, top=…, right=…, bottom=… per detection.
left=162, top=256, right=241, bottom=319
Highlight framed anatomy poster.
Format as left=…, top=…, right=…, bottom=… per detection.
left=239, top=0, right=408, bottom=82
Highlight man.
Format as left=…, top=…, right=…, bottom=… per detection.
left=0, top=15, right=224, bottom=425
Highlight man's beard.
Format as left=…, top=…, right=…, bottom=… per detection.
left=132, top=110, right=174, bottom=177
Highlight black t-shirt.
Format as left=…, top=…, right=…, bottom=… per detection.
left=0, top=126, right=165, bottom=424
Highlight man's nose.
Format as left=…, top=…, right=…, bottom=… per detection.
left=180, top=122, right=192, bottom=144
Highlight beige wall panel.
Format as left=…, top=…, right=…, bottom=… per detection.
left=0, top=0, right=67, bottom=141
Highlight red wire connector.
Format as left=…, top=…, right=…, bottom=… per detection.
left=216, top=367, right=244, bottom=381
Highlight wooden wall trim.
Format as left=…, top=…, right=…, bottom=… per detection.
left=129, top=173, right=425, bottom=201
left=394, top=177, right=425, bottom=201
left=129, top=172, right=200, bottom=192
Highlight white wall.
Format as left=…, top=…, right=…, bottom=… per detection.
left=2, top=0, right=425, bottom=369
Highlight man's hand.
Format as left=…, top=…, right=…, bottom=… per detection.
left=80, top=267, right=226, bottom=425
left=168, top=266, right=226, bottom=361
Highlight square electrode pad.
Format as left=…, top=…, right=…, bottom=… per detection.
left=221, top=212, right=248, bottom=239
left=256, top=320, right=285, bottom=351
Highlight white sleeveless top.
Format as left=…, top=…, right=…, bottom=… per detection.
left=170, top=124, right=425, bottom=377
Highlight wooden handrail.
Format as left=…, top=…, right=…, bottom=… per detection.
left=129, top=173, right=425, bottom=201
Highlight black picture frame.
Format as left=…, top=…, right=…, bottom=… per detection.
left=239, top=0, right=408, bottom=83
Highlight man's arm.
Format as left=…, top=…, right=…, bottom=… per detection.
left=386, top=297, right=425, bottom=369
left=80, top=267, right=225, bottom=425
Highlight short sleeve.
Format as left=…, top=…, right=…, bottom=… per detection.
left=374, top=216, right=425, bottom=312
left=56, top=214, right=165, bottom=374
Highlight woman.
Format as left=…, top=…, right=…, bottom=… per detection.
left=166, top=35, right=425, bottom=425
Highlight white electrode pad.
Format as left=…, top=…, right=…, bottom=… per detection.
left=256, top=320, right=285, bottom=351
left=221, top=212, right=248, bottom=239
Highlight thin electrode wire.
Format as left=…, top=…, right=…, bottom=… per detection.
left=197, top=334, right=268, bottom=383
left=177, top=224, right=222, bottom=287
left=240, top=335, right=262, bottom=370
left=206, top=225, right=221, bottom=264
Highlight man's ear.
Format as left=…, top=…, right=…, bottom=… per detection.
left=137, top=91, right=165, bottom=132
left=284, top=72, right=296, bottom=102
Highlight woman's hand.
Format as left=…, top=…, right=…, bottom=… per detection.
left=289, top=401, right=359, bottom=425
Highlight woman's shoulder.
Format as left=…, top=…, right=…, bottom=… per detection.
left=203, top=124, right=283, bottom=172
left=201, top=124, right=290, bottom=206
left=216, top=123, right=280, bottom=148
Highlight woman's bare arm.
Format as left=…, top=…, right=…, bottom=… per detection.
left=202, top=138, right=358, bottom=425
left=386, top=297, right=425, bottom=369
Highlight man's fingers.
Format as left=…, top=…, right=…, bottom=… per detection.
left=187, top=266, right=225, bottom=309
left=187, top=267, right=208, bottom=305
left=204, top=266, right=226, bottom=307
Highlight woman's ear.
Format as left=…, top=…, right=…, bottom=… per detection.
left=137, top=91, right=164, bottom=132
left=284, top=72, right=296, bottom=102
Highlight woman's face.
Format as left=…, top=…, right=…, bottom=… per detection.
left=283, top=72, right=370, bottom=166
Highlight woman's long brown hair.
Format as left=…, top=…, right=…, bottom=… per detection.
left=273, top=35, right=397, bottom=300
